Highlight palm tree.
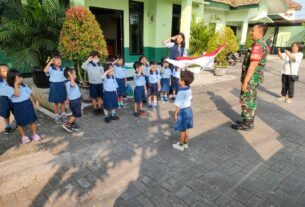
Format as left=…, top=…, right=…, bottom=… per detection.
left=0, top=0, right=67, bottom=70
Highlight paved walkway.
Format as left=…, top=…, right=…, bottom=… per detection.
left=0, top=56, right=305, bottom=207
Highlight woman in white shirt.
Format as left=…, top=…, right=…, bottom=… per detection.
left=277, top=42, right=303, bottom=103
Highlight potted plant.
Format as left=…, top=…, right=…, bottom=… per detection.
left=0, top=0, right=66, bottom=88
left=207, top=26, right=239, bottom=76
left=59, top=6, right=108, bottom=101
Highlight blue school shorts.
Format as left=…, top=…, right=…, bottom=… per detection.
left=175, top=107, right=193, bottom=131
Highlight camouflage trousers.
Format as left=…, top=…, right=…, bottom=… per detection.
left=240, top=84, right=259, bottom=124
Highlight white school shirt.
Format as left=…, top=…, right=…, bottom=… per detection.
left=81, top=60, right=104, bottom=84
left=46, top=65, right=66, bottom=82
left=161, top=68, right=172, bottom=79
left=0, top=79, right=11, bottom=96
left=134, top=74, right=146, bottom=86
left=280, top=52, right=303, bottom=75
left=103, top=75, right=118, bottom=92
left=65, top=81, right=81, bottom=100
left=7, top=83, right=32, bottom=103
left=174, top=87, right=192, bottom=109
left=114, top=64, right=126, bottom=79
left=172, top=68, right=181, bottom=79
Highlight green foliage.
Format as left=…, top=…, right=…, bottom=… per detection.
left=0, top=0, right=21, bottom=20
left=59, top=6, right=108, bottom=85
left=0, top=0, right=67, bottom=69
left=245, top=32, right=254, bottom=49
left=189, top=17, right=215, bottom=56
left=207, top=26, right=239, bottom=66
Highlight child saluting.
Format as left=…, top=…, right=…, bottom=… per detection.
left=172, top=70, right=194, bottom=151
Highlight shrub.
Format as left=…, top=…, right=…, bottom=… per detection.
left=0, top=0, right=66, bottom=70
left=59, top=6, right=108, bottom=86
left=189, top=16, right=215, bottom=56
left=207, top=26, right=239, bottom=66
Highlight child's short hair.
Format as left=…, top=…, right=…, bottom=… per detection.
left=105, top=63, right=113, bottom=71
left=139, top=55, right=147, bottom=62
left=180, top=70, right=194, bottom=86
left=149, top=60, right=157, bottom=66
left=90, top=50, right=100, bottom=58
left=0, top=64, right=8, bottom=68
left=7, top=69, right=21, bottom=87
left=64, top=67, right=74, bottom=78
left=160, top=57, right=169, bottom=67
left=253, top=22, right=268, bottom=36
left=116, top=55, right=123, bottom=60
left=51, top=51, right=61, bottom=59
left=133, top=61, right=142, bottom=70
left=292, top=42, right=302, bottom=52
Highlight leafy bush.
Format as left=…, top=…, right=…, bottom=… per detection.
left=189, top=17, right=215, bottom=56
left=207, top=26, right=239, bottom=66
left=0, top=0, right=66, bottom=69
left=245, top=32, right=254, bottom=49
left=59, top=6, right=108, bottom=86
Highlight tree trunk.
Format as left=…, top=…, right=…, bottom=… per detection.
left=77, top=62, right=84, bottom=86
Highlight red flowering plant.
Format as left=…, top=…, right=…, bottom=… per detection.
left=59, top=6, right=108, bottom=86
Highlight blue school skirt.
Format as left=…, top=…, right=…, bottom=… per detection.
left=13, top=99, right=37, bottom=126
left=161, top=78, right=170, bottom=92
left=134, top=86, right=145, bottom=103
left=103, top=91, right=118, bottom=110
left=69, top=98, right=82, bottom=118
left=116, top=78, right=127, bottom=96
left=147, top=83, right=158, bottom=96
left=175, top=107, right=193, bottom=131
left=171, top=77, right=179, bottom=91
left=89, top=83, right=104, bottom=99
left=0, top=96, right=13, bottom=119
left=49, top=82, right=67, bottom=103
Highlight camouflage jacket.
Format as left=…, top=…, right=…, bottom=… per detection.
left=241, top=39, right=268, bottom=85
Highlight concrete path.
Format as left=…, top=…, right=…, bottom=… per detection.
left=0, top=55, right=305, bottom=207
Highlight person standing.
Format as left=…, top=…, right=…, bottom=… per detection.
left=232, top=23, right=268, bottom=131
left=162, top=33, right=187, bottom=61
left=277, top=43, right=303, bottom=103
left=266, top=36, right=273, bottom=54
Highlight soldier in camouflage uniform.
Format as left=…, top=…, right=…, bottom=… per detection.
left=232, top=23, right=268, bottom=131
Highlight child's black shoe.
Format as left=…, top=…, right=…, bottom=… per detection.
left=4, top=126, right=12, bottom=135
left=111, top=114, right=119, bottom=120
left=104, top=116, right=112, bottom=123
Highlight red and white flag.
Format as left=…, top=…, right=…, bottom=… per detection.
left=165, top=45, right=225, bottom=69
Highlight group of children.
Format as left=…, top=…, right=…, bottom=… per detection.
left=0, top=65, right=41, bottom=144
left=0, top=51, right=194, bottom=151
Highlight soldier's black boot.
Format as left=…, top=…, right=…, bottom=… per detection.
left=231, top=120, right=254, bottom=131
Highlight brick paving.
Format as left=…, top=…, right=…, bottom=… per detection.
left=0, top=56, right=305, bottom=207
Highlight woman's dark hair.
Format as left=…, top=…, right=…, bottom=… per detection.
left=180, top=70, right=194, bottom=86
left=139, top=55, right=147, bottom=63
left=7, top=68, right=21, bottom=87
left=105, top=63, right=113, bottom=71
left=175, top=32, right=185, bottom=48
left=64, top=67, right=74, bottom=78
left=90, top=50, right=100, bottom=58
left=133, top=61, right=142, bottom=70
left=291, top=42, right=302, bottom=52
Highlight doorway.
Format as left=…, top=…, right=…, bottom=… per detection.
left=90, top=7, right=124, bottom=59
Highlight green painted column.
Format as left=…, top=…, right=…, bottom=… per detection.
left=70, top=0, right=85, bottom=6
left=240, top=20, right=249, bottom=46
left=180, top=0, right=192, bottom=49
